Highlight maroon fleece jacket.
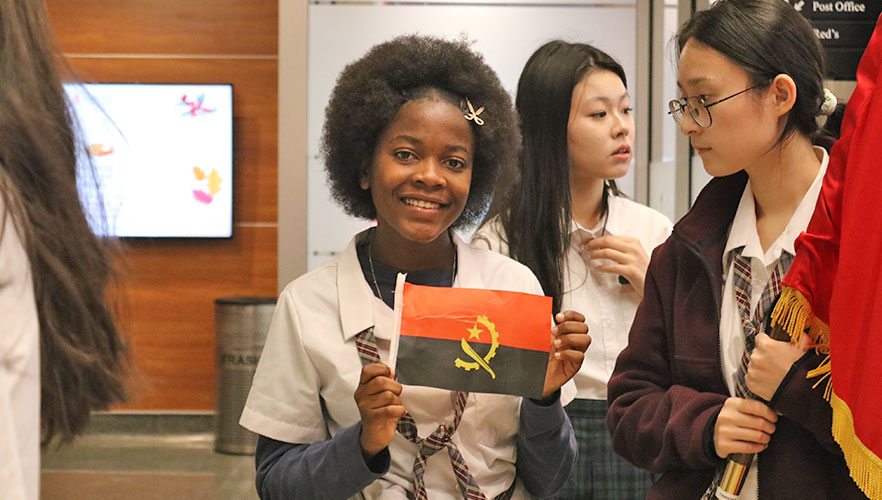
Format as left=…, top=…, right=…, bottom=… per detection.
left=607, top=171, right=866, bottom=500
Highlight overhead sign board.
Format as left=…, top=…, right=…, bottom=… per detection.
left=785, top=0, right=880, bottom=79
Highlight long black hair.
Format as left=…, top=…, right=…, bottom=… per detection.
left=0, top=0, right=127, bottom=445
left=481, top=40, right=627, bottom=313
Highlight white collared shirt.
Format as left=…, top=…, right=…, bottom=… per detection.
left=0, top=201, right=40, bottom=500
left=473, top=195, right=672, bottom=400
left=719, top=146, right=829, bottom=500
left=240, top=228, right=547, bottom=500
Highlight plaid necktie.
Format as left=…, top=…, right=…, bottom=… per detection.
left=703, top=249, right=793, bottom=499
left=731, top=248, right=793, bottom=400
left=354, top=327, right=492, bottom=500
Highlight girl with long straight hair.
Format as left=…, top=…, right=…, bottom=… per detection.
left=607, top=1, right=865, bottom=498
left=473, top=40, right=672, bottom=499
left=1, top=1, right=127, bottom=498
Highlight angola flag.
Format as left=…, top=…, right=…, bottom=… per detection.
left=391, top=277, right=552, bottom=399
left=770, top=14, right=882, bottom=500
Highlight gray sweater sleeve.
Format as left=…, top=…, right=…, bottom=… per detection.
left=516, top=392, right=578, bottom=497
left=254, top=421, right=389, bottom=500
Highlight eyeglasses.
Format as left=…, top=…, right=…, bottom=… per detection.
left=668, top=85, right=763, bottom=128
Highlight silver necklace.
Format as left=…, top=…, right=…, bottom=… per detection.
left=367, top=236, right=457, bottom=303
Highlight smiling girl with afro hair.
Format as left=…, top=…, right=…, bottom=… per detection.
left=322, top=34, right=521, bottom=227
left=241, top=34, right=590, bottom=500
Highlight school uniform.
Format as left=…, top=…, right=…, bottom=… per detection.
left=240, top=228, right=577, bottom=500
left=717, top=147, right=825, bottom=499
left=0, top=202, right=41, bottom=500
left=473, top=195, right=672, bottom=499
left=608, top=149, right=867, bottom=499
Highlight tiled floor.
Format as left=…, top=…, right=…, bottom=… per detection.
left=40, top=414, right=258, bottom=500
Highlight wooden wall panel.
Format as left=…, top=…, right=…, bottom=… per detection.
left=44, top=0, right=279, bottom=410
left=46, top=0, right=277, bottom=56
left=116, top=226, right=277, bottom=409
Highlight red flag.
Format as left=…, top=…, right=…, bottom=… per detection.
left=392, top=278, right=552, bottom=399
left=770, top=14, right=882, bottom=499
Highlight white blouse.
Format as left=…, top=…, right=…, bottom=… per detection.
left=241, top=229, right=550, bottom=500
left=0, top=202, right=40, bottom=500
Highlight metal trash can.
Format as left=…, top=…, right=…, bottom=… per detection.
left=214, top=296, right=276, bottom=454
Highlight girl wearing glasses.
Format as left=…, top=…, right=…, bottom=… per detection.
left=473, top=41, right=672, bottom=499
left=607, top=1, right=865, bottom=499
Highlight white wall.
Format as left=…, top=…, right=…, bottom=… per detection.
left=648, top=0, right=682, bottom=221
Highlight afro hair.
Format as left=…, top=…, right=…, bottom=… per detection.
left=320, top=34, right=521, bottom=227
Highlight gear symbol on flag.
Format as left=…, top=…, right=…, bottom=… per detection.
left=454, top=315, right=500, bottom=379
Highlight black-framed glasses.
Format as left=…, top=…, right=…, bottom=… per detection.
left=668, top=85, right=762, bottom=128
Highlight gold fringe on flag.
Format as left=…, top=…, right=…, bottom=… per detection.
left=770, top=286, right=831, bottom=351
left=772, top=289, right=882, bottom=497
left=808, top=355, right=832, bottom=400
left=831, top=391, right=882, bottom=500
left=770, top=286, right=833, bottom=398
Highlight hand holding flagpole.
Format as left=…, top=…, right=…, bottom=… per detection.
left=713, top=399, right=777, bottom=499
left=714, top=322, right=807, bottom=498
left=354, top=363, right=406, bottom=461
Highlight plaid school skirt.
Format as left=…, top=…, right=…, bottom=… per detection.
left=551, top=399, right=654, bottom=500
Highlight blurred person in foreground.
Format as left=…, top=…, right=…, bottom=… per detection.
left=0, top=1, right=127, bottom=499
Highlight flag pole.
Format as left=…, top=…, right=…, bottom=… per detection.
left=714, top=320, right=793, bottom=499
left=389, top=273, right=407, bottom=373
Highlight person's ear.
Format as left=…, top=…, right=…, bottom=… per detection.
left=767, top=74, right=797, bottom=119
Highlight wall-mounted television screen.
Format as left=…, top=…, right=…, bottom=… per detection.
left=65, top=83, right=234, bottom=238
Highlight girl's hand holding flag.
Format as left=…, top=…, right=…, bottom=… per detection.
left=355, top=307, right=591, bottom=459
left=712, top=397, right=777, bottom=458
left=543, top=310, right=591, bottom=400
left=355, top=363, right=406, bottom=461
left=745, top=331, right=811, bottom=402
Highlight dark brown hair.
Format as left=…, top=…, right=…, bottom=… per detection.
left=0, top=0, right=126, bottom=445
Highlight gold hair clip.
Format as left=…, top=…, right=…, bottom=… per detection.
left=464, top=98, right=485, bottom=126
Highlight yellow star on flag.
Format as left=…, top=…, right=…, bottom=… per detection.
left=467, top=325, right=482, bottom=340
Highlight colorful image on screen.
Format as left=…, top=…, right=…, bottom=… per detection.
left=66, top=83, right=234, bottom=238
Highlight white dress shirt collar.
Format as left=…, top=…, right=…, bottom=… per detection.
left=338, top=228, right=483, bottom=342
left=568, top=194, right=627, bottom=242
left=723, top=146, right=829, bottom=267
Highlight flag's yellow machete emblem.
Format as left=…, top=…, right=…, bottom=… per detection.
left=455, top=315, right=500, bottom=378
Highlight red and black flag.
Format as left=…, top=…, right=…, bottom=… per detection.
left=391, top=279, right=552, bottom=399
left=770, top=14, right=882, bottom=498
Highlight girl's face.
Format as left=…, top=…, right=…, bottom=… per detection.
left=567, top=69, right=634, bottom=181
left=676, top=39, right=782, bottom=177
left=361, top=98, right=473, bottom=246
